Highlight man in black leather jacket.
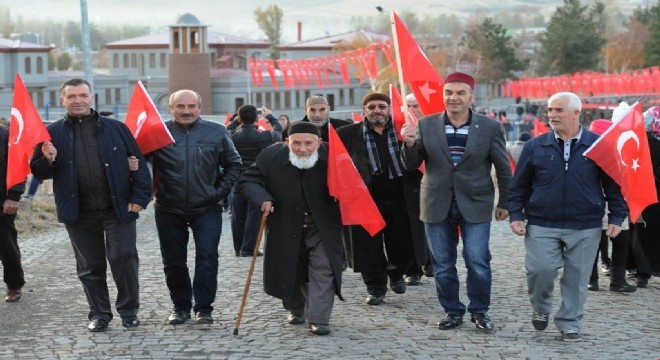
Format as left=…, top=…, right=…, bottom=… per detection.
left=150, top=89, right=242, bottom=325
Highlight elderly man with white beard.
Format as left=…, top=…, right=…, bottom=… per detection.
left=237, top=121, right=345, bottom=336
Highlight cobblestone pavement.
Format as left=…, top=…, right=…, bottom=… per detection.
left=1, top=205, right=659, bottom=360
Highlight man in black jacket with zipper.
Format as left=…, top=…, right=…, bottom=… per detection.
left=150, top=89, right=242, bottom=326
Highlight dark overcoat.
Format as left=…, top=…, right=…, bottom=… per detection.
left=336, top=121, right=427, bottom=270
left=237, top=142, right=344, bottom=300
left=632, top=132, right=660, bottom=276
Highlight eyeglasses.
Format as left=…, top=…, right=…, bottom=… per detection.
left=365, top=104, right=389, bottom=110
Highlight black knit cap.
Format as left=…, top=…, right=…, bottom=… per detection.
left=288, top=121, right=320, bottom=137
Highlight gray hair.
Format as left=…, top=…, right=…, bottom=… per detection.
left=169, top=90, right=202, bottom=106
left=405, top=93, right=416, bottom=102
left=548, top=92, right=581, bottom=113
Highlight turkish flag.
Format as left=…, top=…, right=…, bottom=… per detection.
left=584, top=103, right=658, bottom=222
left=327, top=124, right=386, bottom=236
left=533, top=119, right=549, bottom=137
left=391, top=11, right=445, bottom=116
left=224, top=112, right=233, bottom=126
left=389, top=85, right=409, bottom=141
left=7, top=73, right=51, bottom=190
left=256, top=118, right=273, bottom=132
left=249, top=57, right=259, bottom=87
left=351, top=112, right=363, bottom=123
left=125, top=81, right=174, bottom=154
left=264, top=59, right=279, bottom=89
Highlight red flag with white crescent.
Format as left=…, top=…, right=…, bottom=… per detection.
left=7, top=73, right=51, bottom=191
left=124, top=81, right=174, bottom=154
left=584, top=103, right=658, bottom=222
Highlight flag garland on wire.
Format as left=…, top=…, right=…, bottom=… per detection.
left=251, top=41, right=392, bottom=89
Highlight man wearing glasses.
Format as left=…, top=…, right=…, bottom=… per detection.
left=336, top=93, right=424, bottom=307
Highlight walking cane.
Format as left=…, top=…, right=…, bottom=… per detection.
left=233, top=212, right=268, bottom=336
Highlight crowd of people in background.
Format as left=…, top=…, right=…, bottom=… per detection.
left=0, top=75, right=658, bottom=342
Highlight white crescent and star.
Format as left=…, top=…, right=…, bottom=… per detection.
left=133, top=111, right=147, bottom=138
left=616, top=130, right=641, bottom=171
left=10, top=107, right=24, bottom=144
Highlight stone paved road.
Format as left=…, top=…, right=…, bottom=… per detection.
left=1, top=205, right=659, bottom=359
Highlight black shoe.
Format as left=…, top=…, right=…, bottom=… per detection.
left=587, top=281, right=599, bottom=291
left=366, top=294, right=384, bottom=305
left=87, top=318, right=109, bottom=332
left=470, top=312, right=494, bottom=331
left=437, top=313, right=463, bottom=330
left=309, top=323, right=330, bottom=335
left=287, top=313, right=305, bottom=325
left=390, top=280, right=406, bottom=294
left=609, top=283, right=637, bottom=292
left=121, top=317, right=140, bottom=328
left=423, top=264, right=434, bottom=278
left=239, top=250, right=263, bottom=257
left=167, top=310, right=191, bottom=325
left=404, top=275, right=421, bottom=286
left=532, top=312, right=549, bottom=331
left=636, top=278, right=649, bottom=288
left=195, top=311, right=213, bottom=324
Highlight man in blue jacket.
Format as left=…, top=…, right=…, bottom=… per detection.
left=508, top=91, right=627, bottom=342
left=31, top=78, right=152, bottom=332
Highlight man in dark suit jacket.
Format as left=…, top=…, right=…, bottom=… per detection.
left=401, top=72, right=511, bottom=332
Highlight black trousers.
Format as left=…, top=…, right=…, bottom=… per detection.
left=0, top=214, right=25, bottom=291
left=590, top=229, right=630, bottom=283
left=65, top=209, right=139, bottom=321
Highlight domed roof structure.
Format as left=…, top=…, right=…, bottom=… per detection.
left=174, top=13, right=205, bottom=27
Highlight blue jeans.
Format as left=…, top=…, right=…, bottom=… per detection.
left=155, top=206, right=222, bottom=314
left=230, top=190, right=261, bottom=255
left=425, top=201, right=492, bottom=315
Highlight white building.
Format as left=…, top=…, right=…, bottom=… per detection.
left=1, top=13, right=387, bottom=122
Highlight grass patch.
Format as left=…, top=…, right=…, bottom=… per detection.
left=15, top=180, right=62, bottom=236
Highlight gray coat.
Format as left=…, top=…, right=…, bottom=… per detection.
left=401, top=111, right=511, bottom=224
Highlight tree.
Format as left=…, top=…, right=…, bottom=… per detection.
left=537, top=0, right=606, bottom=74
left=636, top=0, right=660, bottom=66
left=605, top=16, right=650, bottom=72
left=254, top=4, right=283, bottom=59
left=467, top=18, right=529, bottom=83
left=56, top=52, right=72, bottom=70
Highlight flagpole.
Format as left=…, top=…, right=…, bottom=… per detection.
left=390, top=11, right=411, bottom=125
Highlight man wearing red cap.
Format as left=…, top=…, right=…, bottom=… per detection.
left=401, top=72, right=511, bottom=332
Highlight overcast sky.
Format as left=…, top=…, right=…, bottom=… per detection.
left=4, top=0, right=571, bottom=42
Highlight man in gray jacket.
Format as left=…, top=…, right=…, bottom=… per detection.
left=401, top=72, right=511, bottom=332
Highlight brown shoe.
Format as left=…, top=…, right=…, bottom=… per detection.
left=5, top=289, right=22, bottom=302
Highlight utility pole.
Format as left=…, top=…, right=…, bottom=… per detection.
left=80, top=0, right=94, bottom=92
